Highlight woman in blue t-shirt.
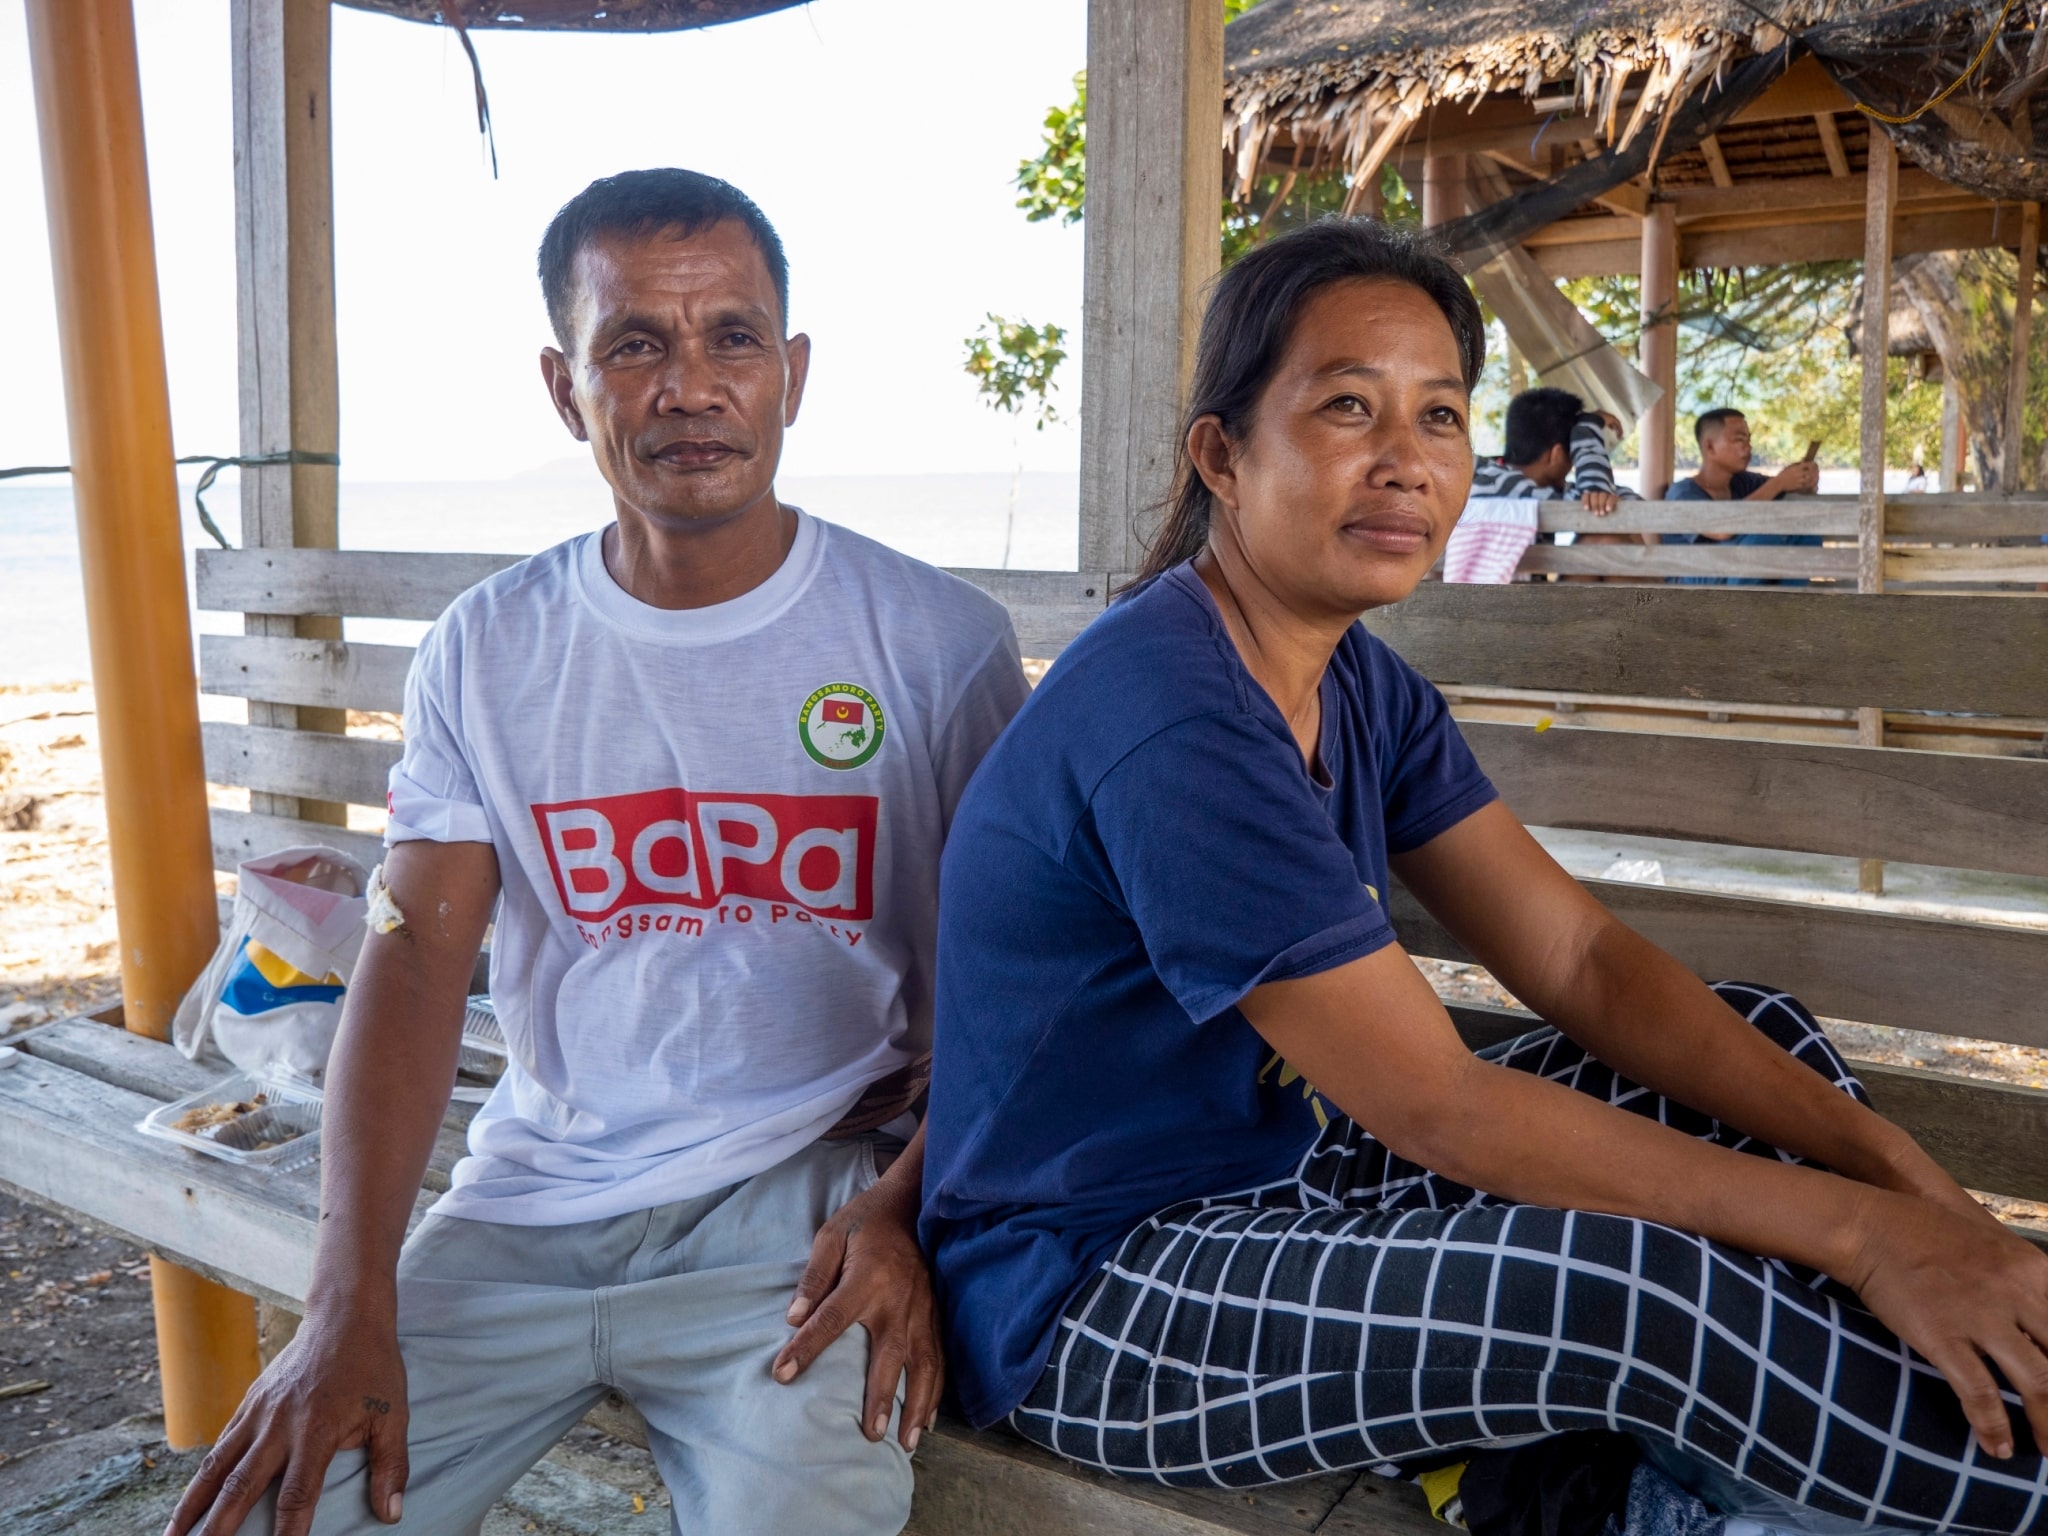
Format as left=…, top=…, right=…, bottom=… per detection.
left=919, top=220, right=2048, bottom=1533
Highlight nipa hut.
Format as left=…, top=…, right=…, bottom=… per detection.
left=1224, top=0, right=2044, bottom=495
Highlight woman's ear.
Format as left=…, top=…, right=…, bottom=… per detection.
left=1187, top=416, right=1238, bottom=513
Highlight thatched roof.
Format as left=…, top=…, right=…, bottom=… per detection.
left=336, top=0, right=807, bottom=31
left=1226, top=0, right=2047, bottom=202
left=1224, top=0, right=1837, bottom=190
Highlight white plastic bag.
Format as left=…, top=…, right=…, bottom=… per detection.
left=172, top=845, right=370, bottom=1081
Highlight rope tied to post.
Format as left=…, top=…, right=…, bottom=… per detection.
left=0, top=450, right=340, bottom=550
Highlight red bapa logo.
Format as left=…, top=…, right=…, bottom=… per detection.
left=531, top=788, right=877, bottom=923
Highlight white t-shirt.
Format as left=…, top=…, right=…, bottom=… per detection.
left=387, top=511, right=1027, bottom=1224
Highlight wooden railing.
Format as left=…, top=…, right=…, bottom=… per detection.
left=1500, top=494, right=2048, bottom=585
left=190, top=547, right=2048, bottom=1214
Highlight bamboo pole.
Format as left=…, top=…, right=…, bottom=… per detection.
left=25, top=0, right=261, bottom=1448
left=1855, top=131, right=1897, bottom=896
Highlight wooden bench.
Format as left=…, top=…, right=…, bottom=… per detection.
left=4, top=549, right=2046, bottom=1533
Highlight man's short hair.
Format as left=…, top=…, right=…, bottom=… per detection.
left=1694, top=407, right=1748, bottom=446
left=538, top=168, right=790, bottom=346
left=1503, top=387, right=1587, bottom=467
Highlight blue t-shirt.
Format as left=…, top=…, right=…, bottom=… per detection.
left=919, top=564, right=1498, bottom=1427
left=1664, top=472, right=1821, bottom=586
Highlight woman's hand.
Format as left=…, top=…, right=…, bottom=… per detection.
left=773, top=1155, right=944, bottom=1453
left=164, top=1307, right=410, bottom=1536
left=1845, top=1188, right=2048, bottom=1459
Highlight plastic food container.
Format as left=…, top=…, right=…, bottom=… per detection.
left=458, top=995, right=506, bottom=1081
left=137, top=1069, right=323, bottom=1173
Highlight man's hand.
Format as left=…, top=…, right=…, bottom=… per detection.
left=164, top=1310, right=409, bottom=1536
left=1581, top=489, right=1618, bottom=515
left=772, top=1146, right=943, bottom=1453
left=1772, top=459, right=1821, bottom=496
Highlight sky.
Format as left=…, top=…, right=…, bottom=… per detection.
left=0, top=0, right=1088, bottom=484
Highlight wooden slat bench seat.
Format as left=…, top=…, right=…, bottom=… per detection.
left=0, top=1016, right=1438, bottom=1536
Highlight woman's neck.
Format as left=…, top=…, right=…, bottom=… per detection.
left=1192, top=544, right=1352, bottom=770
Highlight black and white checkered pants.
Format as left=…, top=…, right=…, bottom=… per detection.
left=1012, top=983, right=2048, bottom=1533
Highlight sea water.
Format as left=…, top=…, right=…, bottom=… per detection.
left=0, top=466, right=1081, bottom=686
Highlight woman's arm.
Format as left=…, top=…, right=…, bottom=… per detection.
left=1389, top=801, right=1976, bottom=1219
left=1238, top=935, right=2048, bottom=1458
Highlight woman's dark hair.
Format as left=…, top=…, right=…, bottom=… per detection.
left=538, top=168, right=789, bottom=346
left=1137, top=219, right=1485, bottom=584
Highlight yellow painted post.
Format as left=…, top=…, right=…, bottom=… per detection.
left=25, top=0, right=261, bottom=1448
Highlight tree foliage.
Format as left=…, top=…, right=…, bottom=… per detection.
left=1553, top=264, right=1952, bottom=473
left=1015, top=72, right=1086, bottom=227
left=963, top=314, right=1069, bottom=432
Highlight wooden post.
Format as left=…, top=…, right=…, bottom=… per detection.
left=2004, top=203, right=2040, bottom=493
left=1856, top=130, right=1897, bottom=895
left=1421, top=152, right=1466, bottom=228
left=232, top=0, right=345, bottom=826
left=1939, top=370, right=1964, bottom=492
left=25, top=0, right=261, bottom=1448
left=1079, top=0, right=1222, bottom=576
left=1639, top=201, right=1679, bottom=499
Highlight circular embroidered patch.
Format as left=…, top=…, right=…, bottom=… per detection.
left=798, top=682, right=885, bottom=770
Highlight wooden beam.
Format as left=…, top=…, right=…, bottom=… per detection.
left=1638, top=202, right=1678, bottom=499
left=1396, top=881, right=2048, bottom=1051
left=1856, top=130, right=1896, bottom=900
left=1814, top=112, right=1851, bottom=178
left=1460, top=723, right=2048, bottom=879
left=1670, top=169, right=1959, bottom=224
left=1523, top=215, right=1642, bottom=249
left=1361, top=583, right=2048, bottom=718
left=232, top=0, right=344, bottom=827
left=198, top=633, right=413, bottom=714
left=1079, top=0, right=1221, bottom=574
left=1887, top=546, right=2048, bottom=583
left=1481, top=147, right=1646, bottom=218
left=1941, top=370, right=1966, bottom=491
left=1858, top=135, right=1896, bottom=599
left=1700, top=206, right=2014, bottom=268
left=195, top=548, right=1115, bottom=656
left=1535, top=500, right=1852, bottom=535
left=1698, top=134, right=1734, bottom=189
left=1422, top=151, right=1467, bottom=227
left=1533, top=207, right=2022, bottom=279
left=2004, top=202, right=2040, bottom=493
left=1515, top=545, right=1853, bottom=580
left=200, top=720, right=399, bottom=807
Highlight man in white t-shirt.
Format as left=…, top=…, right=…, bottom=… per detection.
left=172, top=169, right=1027, bottom=1536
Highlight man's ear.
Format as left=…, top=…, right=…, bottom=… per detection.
left=782, top=332, right=812, bottom=429
left=1187, top=416, right=1238, bottom=512
left=540, top=348, right=588, bottom=442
